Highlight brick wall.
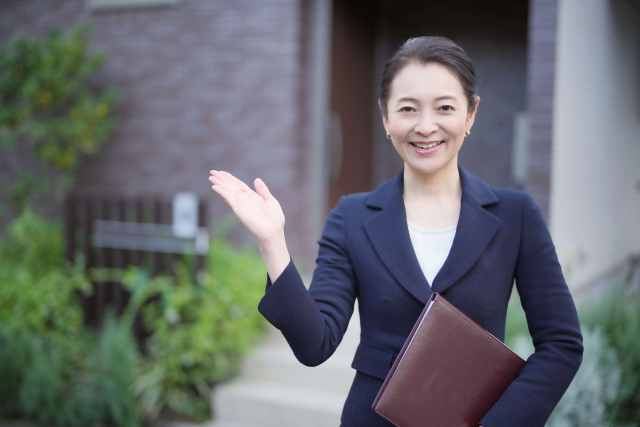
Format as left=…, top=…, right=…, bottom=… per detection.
left=0, top=0, right=326, bottom=275
left=549, top=0, right=640, bottom=291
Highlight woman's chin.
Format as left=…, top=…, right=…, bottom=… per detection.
left=406, top=161, right=445, bottom=175
left=405, top=155, right=459, bottom=176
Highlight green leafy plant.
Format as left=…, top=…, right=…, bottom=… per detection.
left=0, top=316, right=142, bottom=427
left=120, top=223, right=269, bottom=421
left=0, top=207, right=89, bottom=341
left=0, top=210, right=142, bottom=426
left=506, top=279, right=640, bottom=426
left=0, top=326, right=33, bottom=418
left=0, top=208, right=270, bottom=424
left=0, top=20, right=118, bottom=218
left=577, top=280, right=640, bottom=425
left=545, top=325, right=630, bottom=427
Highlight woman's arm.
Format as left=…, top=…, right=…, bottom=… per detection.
left=257, top=195, right=358, bottom=366
left=209, top=170, right=357, bottom=366
left=478, top=193, right=584, bottom=427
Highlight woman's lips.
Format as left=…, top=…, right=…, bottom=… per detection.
left=410, top=141, right=444, bottom=155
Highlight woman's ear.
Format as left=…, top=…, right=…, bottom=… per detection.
left=466, top=96, right=480, bottom=130
left=379, top=99, right=389, bottom=130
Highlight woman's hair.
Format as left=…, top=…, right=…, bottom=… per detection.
left=380, top=36, right=478, bottom=117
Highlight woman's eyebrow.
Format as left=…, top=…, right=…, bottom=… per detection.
left=395, top=95, right=459, bottom=104
left=434, top=95, right=458, bottom=102
left=395, top=96, right=420, bottom=104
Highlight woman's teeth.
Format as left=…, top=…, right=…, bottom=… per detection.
left=411, top=141, right=443, bottom=149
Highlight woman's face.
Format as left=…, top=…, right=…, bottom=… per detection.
left=382, top=62, right=478, bottom=176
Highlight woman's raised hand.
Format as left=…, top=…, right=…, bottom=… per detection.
left=209, top=170, right=285, bottom=245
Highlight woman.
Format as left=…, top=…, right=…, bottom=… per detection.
left=208, top=36, right=584, bottom=427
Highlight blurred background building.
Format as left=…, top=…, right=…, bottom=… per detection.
left=2, top=0, right=639, bottom=426
left=2, top=0, right=639, bottom=295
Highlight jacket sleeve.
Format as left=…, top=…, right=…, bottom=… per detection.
left=478, top=192, right=584, bottom=427
left=257, top=195, right=358, bottom=367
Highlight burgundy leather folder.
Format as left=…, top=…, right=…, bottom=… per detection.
left=372, top=292, right=526, bottom=427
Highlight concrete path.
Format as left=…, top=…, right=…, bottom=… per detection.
left=209, top=300, right=361, bottom=427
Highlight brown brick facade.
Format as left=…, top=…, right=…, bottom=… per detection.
left=0, top=0, right=324, bottom=274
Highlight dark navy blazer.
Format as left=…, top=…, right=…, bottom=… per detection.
left=258, top=165, right=584, bottom=427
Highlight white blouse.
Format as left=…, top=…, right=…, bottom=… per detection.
left=407, top=221, right=457, bottom=287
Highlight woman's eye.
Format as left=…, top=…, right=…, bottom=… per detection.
left=399, top=106, right=415, bottom=112
left=439, top=105, right=454, bottom=112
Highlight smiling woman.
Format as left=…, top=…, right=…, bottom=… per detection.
left=383, top=62, right=478, bottom=174
left=380, top=37, right=481, bottom=231
left=208, top=36, right=583, bottom=427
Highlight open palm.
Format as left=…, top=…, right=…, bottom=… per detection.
left=209, top=170, right=285, bottom=244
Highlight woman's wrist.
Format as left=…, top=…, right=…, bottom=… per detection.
left=259, top=230, right=291, bottom=283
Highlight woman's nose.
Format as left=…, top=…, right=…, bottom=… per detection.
left=414, top=113, right=438, bottom=136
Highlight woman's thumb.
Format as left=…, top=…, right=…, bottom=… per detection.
left=254, top=178, right=273, bottom=200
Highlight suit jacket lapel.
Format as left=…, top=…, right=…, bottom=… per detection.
left=363, top=165, right=500, bottom=304
left=364, top=171, right=433, bottom=304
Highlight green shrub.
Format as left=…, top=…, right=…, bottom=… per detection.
left=0, top=207, right=87, bottom=418
left=545, top=326, right=630, bottom=427
left=577, top=281, right=640, bottom=425
left=0, top=208, right=89, bottom=341
left=0, top=208, right=280, bottom=424
left=121, top=225, right=269, bottom=421
left=0, top=210, right=142, bottom=426
left=0, top=327, right=33, bottom=417
left=507, top=280, right=640, bottom=426
left=0, top=318, right=141, bottom=427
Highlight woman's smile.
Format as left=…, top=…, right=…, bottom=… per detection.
left=409, top=140, right=445, bottom=155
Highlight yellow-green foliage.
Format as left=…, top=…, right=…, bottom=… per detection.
left=0, top=20, right=118, bottom=214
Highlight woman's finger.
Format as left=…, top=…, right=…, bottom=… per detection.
left=209, top=175, right=236, bottom=196
left=209, top=174, right=229, bottom=187
left=213, top=172, right=244, bottom=197
left=220, top=171, right=251, bottom=194
left=217, top=171, right=245, bottom=195
left=254, top=178, right=273, bottom=201
left=211, top=170, right=235, bottom=187
left=225, top=172, right=254, bottom=193
left=212, top=184, right=237, bottom=206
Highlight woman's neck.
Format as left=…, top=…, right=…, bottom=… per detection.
left=403, top=158, right=462, bottom=203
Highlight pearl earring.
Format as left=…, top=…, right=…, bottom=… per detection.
left=386, top=131, right=391, bottom=140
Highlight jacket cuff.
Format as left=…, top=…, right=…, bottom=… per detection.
left=258, top=257, right=314, bottom=332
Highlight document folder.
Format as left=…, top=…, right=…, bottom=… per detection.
left=372, top=292, right=526, bottom=427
